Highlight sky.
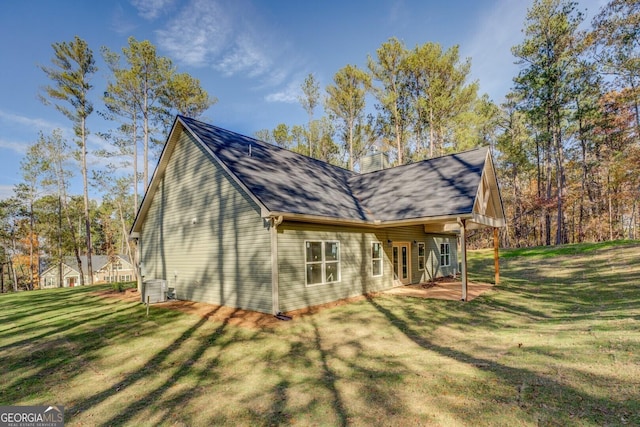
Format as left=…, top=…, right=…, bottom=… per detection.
left=0, top=0, right=607, bottom=200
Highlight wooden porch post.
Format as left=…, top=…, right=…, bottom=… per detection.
left=459, top=219, right=468, bottom=301
left=493, top=227, right=500, bottom=285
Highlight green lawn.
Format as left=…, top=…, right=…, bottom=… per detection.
left=1, top=241, right=639, bottom=426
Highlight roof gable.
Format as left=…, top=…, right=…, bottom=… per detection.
left=352, top=148, right=487, bottom=222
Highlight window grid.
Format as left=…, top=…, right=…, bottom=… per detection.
left=440, top=242, right=451, bottom=267
left=371, top=242, right=383, bottom=277
left=418, top=242, right=426, bottom=271
left=305, top=241, right=341, bottom=286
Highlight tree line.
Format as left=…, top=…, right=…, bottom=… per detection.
left=0, top=0, right=638, bottom=292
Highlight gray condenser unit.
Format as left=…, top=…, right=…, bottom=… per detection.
left=143, top=279, right=167, bottom=304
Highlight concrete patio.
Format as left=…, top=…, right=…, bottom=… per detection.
left=383, top=280, right=494, bottom=301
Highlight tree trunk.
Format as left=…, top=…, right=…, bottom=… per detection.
left=554, top=125, right=565, bottom=245
left=144, top=87, right=150, bottom=193
left=10, top=259, right=18, bottom=292
left=81, top=117, right=93, bottom=285
left=133, top=114, right=139, bottom=216
left=58, top=196, right=63, bottom=288
left=29, top=201, right=34, bottom=290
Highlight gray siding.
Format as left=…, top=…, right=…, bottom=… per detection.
left=277, top=222, right=458, bottom=312
left=140, top=130, right=272, bottom=313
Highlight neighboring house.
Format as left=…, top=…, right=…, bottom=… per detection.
left=40, top=255, right=134, bottom=288
left=130, top=116, right=505, bottom=314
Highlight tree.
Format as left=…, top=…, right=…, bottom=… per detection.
left=40, top=36, right=97, bottom=283
left=161, top=72, right=215, bottom=119
left=299, top=73, right=320, bottom=157
left=0, top=199, right=22, bottom=291
left=591, top=0, right=640, bottom=137
left=17, top=141, right=46, bottom=290
left=368, top=37, right=411, bottom=165
left=325, top=64, right=371, bottom=170
left=103, top=38, right=214, bottom=214
left=272, top=123, right=292, bottom=148
left=512, top=0, right=584, bottom=245
left=38, top=130, right=85, bottom=286
left=405, top=42, right=479, bottom=158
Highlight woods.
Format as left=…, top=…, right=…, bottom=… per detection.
left=0, top=0, right=638, bottom=292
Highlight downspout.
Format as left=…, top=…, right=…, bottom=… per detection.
left=270, top=216, right=284, bottom=315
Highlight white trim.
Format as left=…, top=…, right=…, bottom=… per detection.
left=304, top=240, right=341, bottom=286
left=440, top=242, right=451, bottom=267
left=417, top=242, right=426, bottom=271
left=371, top=241, right=383, bottom=277
left=392, top=242, right=411, bottom=285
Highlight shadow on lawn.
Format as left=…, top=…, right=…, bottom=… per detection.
left=67, top=305, right=231, bottom=424
left=365, top=292, right=638, bottom=426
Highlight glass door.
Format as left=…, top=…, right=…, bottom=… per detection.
left=393, top=243, right=410, bottom=285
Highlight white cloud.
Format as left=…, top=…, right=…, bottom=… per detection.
left=0, top=110, right=60, bottom=133
left=155, top=0, right=302, bottom=91
left=265, top=80, right=301, bottom=104
left=156, top=0, right=233, bottom=67
left=216, top=33, right=272, bottom=77
left=0, top=138, right=28, bottom=155
left=131, top=0, right=177, bottom=20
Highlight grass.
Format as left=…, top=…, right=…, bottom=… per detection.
left=1, top=240, right=639, bottom=426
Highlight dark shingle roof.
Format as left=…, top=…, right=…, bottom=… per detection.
left=180, top=115, right=487, bottom=223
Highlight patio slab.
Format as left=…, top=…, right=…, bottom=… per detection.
left=383, top=280, right=494, bottom=301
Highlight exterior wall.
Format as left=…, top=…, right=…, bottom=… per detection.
left=140, top=130, right=272, bottom=313
left=40, top=270, right=59, bottom=289
left=277, top=222, right=459, bottom=312
left=39, top=264, right=81, bottom=288
left=95, top=259, right=135, bottom=283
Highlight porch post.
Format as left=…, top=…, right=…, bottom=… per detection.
left=459, top=218, right=468, bottom=301
left=493, top=227, right=500, bottom=285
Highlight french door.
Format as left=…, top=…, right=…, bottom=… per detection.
left=392, top=243, right=410, bottom=285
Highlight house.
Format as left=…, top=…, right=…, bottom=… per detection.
left=130, top=116, right=505, bottom=314
left=40, top=254, right=135, bottom=288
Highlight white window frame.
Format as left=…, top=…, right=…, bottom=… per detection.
left=440, top=242, right=451, bottom=267
left=305, top=240, right=341, bottom=286
left=371, top=242, right=383, bottom=277
left=417, top=242, right=426, bottom=271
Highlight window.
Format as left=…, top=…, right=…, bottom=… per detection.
left=371, top=242, right=383, bottom=277
left=440, top=242, right=451, bottom=267
left=418, top=242, right=426, bottom=271
left=305, top=241, right=341, bottom=286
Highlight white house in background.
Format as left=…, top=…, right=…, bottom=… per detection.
left=40, top=254, right=134, bottom=288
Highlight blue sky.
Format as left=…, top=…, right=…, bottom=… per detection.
left=0, top=0, right=606, bottom=199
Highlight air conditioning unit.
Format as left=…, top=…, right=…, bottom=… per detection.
left=143, top=279, right=167, bottom=304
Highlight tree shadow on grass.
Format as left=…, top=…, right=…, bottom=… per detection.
left=65, top=305, right=227, bottom=423
left=93, top=308, right=245, bottom=426
left=364, top=295, right=639, bottom=426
